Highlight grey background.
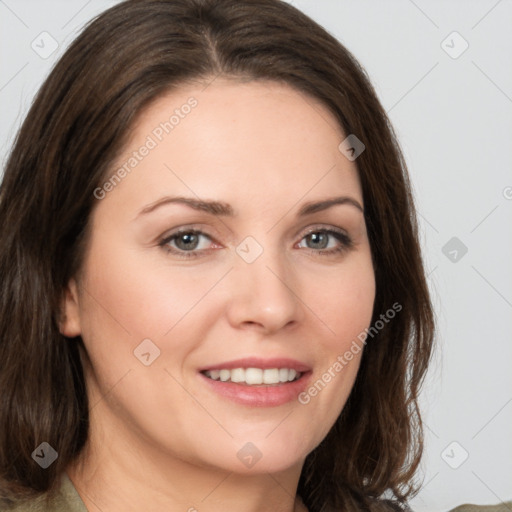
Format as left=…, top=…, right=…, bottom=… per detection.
left=1, top=1, right=511, bottom=510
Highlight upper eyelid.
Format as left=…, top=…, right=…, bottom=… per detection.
left=160, top=228, right=216, bottom=245
left=300, top=225, right=348, bottom=236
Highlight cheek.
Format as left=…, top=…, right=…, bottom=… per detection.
left=305, top=253, right=376, bottom=351
left=297, top=265, right=374, bottom=437
left=295, top=251, right=375, bottom=424
left=75, top=231, right=230, bottom=406
left=78, top=234, right=218, bottom=343
left=74, top=236, right=213, bottom=426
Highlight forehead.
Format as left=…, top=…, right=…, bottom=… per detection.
left=103, top=78, right=363, bottom=214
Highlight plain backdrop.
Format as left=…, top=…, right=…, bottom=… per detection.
left=1, top=1, right=511, bottom=510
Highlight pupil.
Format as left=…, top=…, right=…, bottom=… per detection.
left=309, top=232, right=327, bottom=249
left=177, top=233, right=198, bottom=250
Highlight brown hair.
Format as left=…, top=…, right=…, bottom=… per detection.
left=0, top=0, right=435, bottom=510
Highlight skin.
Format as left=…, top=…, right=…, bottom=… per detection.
left=61, top=78, right=376, bottom=512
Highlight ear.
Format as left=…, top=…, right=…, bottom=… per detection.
left=59, top=278, right=82, bottom=337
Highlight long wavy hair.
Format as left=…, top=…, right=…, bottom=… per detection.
left=0, top=0, right=435, bottom=510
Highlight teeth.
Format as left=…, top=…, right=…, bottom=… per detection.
left=203, top=367, right=302, bottom=385
left=263, top=368, right=279, bottom=384
left=279, top=368, right=289, bottom=382
left=230, top=368, right=245, bottom=383
left=245, top=368, right=263, bottom=385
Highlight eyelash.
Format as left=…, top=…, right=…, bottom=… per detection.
left=159, top=226, right=353, bottom=260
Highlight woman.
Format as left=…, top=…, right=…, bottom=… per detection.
left=0, top=0, right=435, bottom=510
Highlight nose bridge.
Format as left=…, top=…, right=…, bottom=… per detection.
left=227, top=234, right=301, bottom=331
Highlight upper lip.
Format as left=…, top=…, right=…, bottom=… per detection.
left=199, top=357, right=311, bottom=373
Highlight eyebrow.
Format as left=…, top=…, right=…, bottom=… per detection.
left=136, top=195, right=364, bottom=218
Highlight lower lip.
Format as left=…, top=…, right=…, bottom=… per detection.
left=199, top=372, right=312, bottom=407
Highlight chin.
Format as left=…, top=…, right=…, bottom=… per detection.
left=199, top=433, right=313, bottom=475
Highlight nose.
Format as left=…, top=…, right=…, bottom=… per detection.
left=225, top=247, right=303, bottom=334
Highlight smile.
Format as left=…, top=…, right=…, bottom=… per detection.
left=202, top=367, right=302, bottom=386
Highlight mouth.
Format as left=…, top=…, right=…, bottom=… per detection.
left=198, top=357, right=312, bottom=407
left=201, top=367, right=303, bottom=386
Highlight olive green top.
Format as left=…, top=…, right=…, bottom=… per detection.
left=0, top=473, right=86, bottom=512
left=449, top=505, right=512, bottom=512
left=1, top=473, right=511, bottom=511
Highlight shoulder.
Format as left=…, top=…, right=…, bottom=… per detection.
left=0, top=473, right=87, bottom=512
left=448, top=504, right=512, bottom=512
left=0, top=494, right=50, bottom=512
left=364, top=501, right=512, bottom=512
left=377, top=500, right=512, bottom=512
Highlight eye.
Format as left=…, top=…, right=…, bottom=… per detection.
left=159, top=229, right=215, bottom=258
left=159, top=226, right=353, bottom=259
left=297, top=228, right=353, bottom=255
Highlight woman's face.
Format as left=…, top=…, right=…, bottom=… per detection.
left=62, top=79, right=376, bottom=475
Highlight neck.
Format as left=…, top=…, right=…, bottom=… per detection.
left=66, top=416, right=308, bottom=512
